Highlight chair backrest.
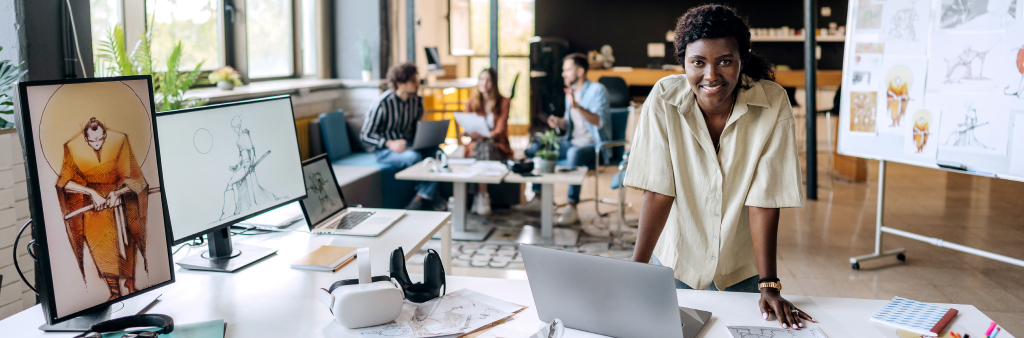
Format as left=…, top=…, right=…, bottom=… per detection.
left=610, top=107, right=630, bottom=141
left=319, top=110, right=352, bottom=161
left=598, top=76, right=630, bottom=108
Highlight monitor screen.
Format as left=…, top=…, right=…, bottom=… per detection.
left=15, top=76, right=175, bottom=322
left=156, top=96, right=307, bottom=242
left=299, top=156, right=347, bottom=225
left=425, top=46, right=443, bottom=71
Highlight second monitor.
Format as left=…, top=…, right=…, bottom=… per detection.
left=156, top=95, right=307, bottom=272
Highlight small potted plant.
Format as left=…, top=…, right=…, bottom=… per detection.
left=534, top=130, right=560, bottom=174
left=360, top=39, right=373, bottom=82
left=208, top=66, right=242, bottom=90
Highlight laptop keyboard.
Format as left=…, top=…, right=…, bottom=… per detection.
left=328, top=211, right=376, bottom=230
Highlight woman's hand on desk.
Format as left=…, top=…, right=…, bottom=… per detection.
left=758, top=289, right=815, bottom=329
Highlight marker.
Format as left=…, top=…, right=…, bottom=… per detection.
left=985, top=322, right=997, bottom=337
left=991, top=328, right=1001, bottom=338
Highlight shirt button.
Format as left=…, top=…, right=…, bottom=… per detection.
left=712, top=256, right=717, bottom=260
left=713, top=234, right=718, bottom=239
left=715, top=192, right=721, bottom=198
left=716, top=169, right=721, bottom=174
left=714, top=213, right=720, bottom=218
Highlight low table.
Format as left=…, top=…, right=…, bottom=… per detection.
left=395, top=160, right=508, bottom=241
left=504, top=167, right=587, bottom=245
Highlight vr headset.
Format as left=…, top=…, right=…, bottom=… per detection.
left=317, top=248, right=403, bottom=329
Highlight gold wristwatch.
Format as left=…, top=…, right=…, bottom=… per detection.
left=758, top=280, right=782, bottom=291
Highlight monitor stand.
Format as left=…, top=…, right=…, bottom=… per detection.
left=39, top=293, right=161, bottom=332
left=175, top=226, right=277, bottom=273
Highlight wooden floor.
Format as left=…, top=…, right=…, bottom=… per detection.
left=429, top=112, right=1024, bottom=332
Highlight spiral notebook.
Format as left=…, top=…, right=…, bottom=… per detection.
left=870, top=297, right=958, bottom=337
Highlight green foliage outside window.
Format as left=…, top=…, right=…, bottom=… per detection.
left=0, top=46, right=29, bottom=129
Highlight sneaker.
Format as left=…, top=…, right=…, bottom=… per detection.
left=405, top=198, right=424, bottom=210
left=582, top=223, right=611, bottom=237
left=430, top=191, right=448, bottom=211
left=474, top=192, right=492, bottom=216
left=556, top=205, right=580, bottom=226
left=514, top=198, right=544, bottom=212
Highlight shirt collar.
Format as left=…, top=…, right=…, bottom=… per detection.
left=660, top=74, right=771, bottom=118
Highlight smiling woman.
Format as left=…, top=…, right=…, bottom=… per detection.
left=625, top=4, right=812, bottom=332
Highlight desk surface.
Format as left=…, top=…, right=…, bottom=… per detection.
left=1, top=273, right=1012, bottom=338
left=588, top=67, right=842, bottom=88
left=504, top=167, right=587, bottom=185
left=394, top=160, right=508, bottom=184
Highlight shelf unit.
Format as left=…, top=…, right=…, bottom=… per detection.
left=750, top=35, right=845, bottom=42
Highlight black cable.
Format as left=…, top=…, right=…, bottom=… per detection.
left=171, top=236, right=206, bottom=255
left=13, top=219, right=37, bottom=294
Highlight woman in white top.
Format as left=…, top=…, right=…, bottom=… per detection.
left=624, top=5, right=814, bottom=329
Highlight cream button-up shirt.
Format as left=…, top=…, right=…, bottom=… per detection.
left=624, top=74, right=804, bottom=290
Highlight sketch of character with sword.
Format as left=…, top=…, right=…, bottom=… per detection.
left=56, top=118, right=153, bottom=301
left=217, top=115, right=279, bottom=221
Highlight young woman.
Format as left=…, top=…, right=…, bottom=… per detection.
left=625, top=5, right=815, bottom=329
left=463, top=68, right=512, bottom=215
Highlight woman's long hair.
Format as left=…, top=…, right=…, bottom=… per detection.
left=673, top=4, right=775, bottom=86
left=470, top=68, right=502, bottom=115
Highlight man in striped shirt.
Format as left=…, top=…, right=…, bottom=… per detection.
left=360, top=63, right=442, bottom=210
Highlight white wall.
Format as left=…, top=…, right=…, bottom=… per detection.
left=0, top=0, right=20, bottom=62
left=0, top=130, right=36, bottom=320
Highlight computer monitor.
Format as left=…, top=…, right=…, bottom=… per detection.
left=14, top=76, right=175, bottom=330
left=425, top=46, right=446, bottom=76
left=155, top=95, right=307, bottom=272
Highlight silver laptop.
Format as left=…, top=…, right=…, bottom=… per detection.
left=520, top=245, right=712, bottom=338
left=411, top=120, right=450, bottom=150
left=299, top=154, right=406, bottom=236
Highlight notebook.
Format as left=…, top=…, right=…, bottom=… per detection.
left=291, top=246, right=358, bottom=272
left=870, top=297, right=958, bottom=337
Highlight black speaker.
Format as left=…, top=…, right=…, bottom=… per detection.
left=530, top=38, right=569, bottom=133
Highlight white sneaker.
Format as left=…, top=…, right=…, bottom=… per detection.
left=474, top=192, right=492, bottom=216
left=556, top=205, right=580, bottom=226
left=514, top=198, right=544, bottom=212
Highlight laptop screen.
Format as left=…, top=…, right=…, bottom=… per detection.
left=300, top=156, right=347, bottom=225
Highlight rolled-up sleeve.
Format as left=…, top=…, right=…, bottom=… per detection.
left=623, top=101, right=676, bottom=198
left=744, top=117, right=804, bottom=208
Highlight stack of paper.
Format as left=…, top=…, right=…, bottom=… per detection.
left=358, top=289, right=524, bottom=338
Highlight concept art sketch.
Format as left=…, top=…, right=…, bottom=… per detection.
left=1005, top=44, right=1024, bottom=98
left=857, top=0, right=884, bottom=29
left=944, top=102, right=993, bottom=149
left=217, top=115, right=279, bottom=221
left=850, top=92, right=877, bottom=132
left=911, top=110, right=932, bottom=153
left=727, top=326, right=828, bottom=338
left=886, top=0, right=921, bottom=41
left=56, top=118, right=152, bottom=301
left=941, top=0, right=1017, bottom=29
left=943, top=46, right=991, bottom=84
left=887, top=74, right=911, bottom=127
left=193, top=128, right=213, bottom=154
left=306, top=172, right=335, bottom=213
left=852, top=71, right=872, bottom=86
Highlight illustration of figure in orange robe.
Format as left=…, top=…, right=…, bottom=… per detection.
left=57, top=118, right=150, bottom=301
left=887, top=76, right=909, bottom=127
left=912, top=116, right=929, bottom=153
left=1004, top=46, right=1024, bottom=98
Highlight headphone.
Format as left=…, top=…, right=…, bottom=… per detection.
left=390, top=247, right=446, bottom=303
left=74, top=314, right=174, bottom=338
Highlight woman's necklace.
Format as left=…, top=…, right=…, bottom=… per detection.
left=715, top=95, right=737, bottom=154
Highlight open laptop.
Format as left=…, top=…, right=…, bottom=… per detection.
left=298, top=154, right=406, bottom=236
left=520, top=245, right=712, bottom=338
left=411, top=120, right=450, bottom=150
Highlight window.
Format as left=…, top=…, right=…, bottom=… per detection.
left=300, top=0, right=317, bottom=76
left=246, top=0, right=294, bottom=79
left=90, top=0, right=121, bottom=64
left=147, top=0, right=223, bottom=71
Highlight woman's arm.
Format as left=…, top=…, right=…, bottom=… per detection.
left=750, top=206, right=814, bottom=329
left=631, top=190, right=675, bottom=263
left=490, top=98, right=510, bottom=138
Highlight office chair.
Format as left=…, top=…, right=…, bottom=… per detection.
left=573, top=76, right=632, bottom=217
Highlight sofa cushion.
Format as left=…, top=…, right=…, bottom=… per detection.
left=320, top=111, right=352, bottom=161
left=332, top=152, right=386, bottom=168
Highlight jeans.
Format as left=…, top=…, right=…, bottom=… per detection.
left=375, top=148, right=440, bottom=200
left=650, top=255, right=760, bottom=293
left=524, top=140, right=595, bottom=204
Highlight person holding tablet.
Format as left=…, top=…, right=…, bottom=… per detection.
left=462, top=68, right=513, bottom=216
left=625, top=5, right=814, bottom=329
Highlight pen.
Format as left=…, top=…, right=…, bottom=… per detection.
left=991, top=328, right=1001, bottom=338
left=985, top=322, right=997, bottom=337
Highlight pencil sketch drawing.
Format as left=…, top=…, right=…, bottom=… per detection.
left=886, top=0, right=921, bottom=41
left=941, top=0, right=1017, bottom=29
left=852, top=71, right=872, bottom=86
left=306, top=171, right=335, bottom=213
left=193, top=128, right=213, bottom=154
left=217, top=114, right=280, bottom=222
left=943, top=46, right=991, bottom=84
left=943, top=102, right=993, bottom=150
left=857, top=0, right=884, bottom=29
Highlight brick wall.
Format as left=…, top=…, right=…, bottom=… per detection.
left=0, top=130, right=36, bottom=319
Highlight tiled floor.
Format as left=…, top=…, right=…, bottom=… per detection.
left=416, top=113, right=1024, bottom=333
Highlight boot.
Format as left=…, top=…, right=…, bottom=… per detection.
left=105, top=276, right=122, bottom=301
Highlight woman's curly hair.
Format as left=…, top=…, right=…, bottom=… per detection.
left=674, top=4, right=775, bottom=84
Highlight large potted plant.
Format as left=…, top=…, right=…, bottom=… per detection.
left=534, top=130, right=560, bottom=174
left=360, top=39, right=373, bottom=81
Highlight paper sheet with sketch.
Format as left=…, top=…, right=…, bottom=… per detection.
left=926, top=32, right=1009, bottom=94
left=727, top=326, right=828, bottom=338
left=877, top=57, right=928, bottom=135
left=881, top=0, right=930, bottom=56
left=359, top=289, right=523, bottom=338
left=937, top=94, right=1010, bottom=155
left=453, top=112, right=493, bottom=137
left=1008, top=113, right=1024, bottom=177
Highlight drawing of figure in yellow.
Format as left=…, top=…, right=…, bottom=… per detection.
left=887, top=76, right=909, bottom=127
left=911, top=110, right=932, bottom=153
left=57, top=118, right=150, bottom=301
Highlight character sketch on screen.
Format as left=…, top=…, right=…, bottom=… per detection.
left=217, top=115, right=279, bottom=221
left=911, top=110, right=932, bottom=153
left=1005, top=44, right=1024, bottom=98
left=887, top=74, right=910, bottom=127
left=944, top=102, right=993, bottom=150
left=885, top=0, right=921, bottom=41
left=56, top=118, right=152, bottom=301
left=307, top=171, right=335, bottom=213
left=943, top=46, right=990, bottom=84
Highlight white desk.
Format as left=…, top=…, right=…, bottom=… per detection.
left=1, top=273, right=1012, bottom=338
left=504, top=167, right=587, bottom=245
left=395, top=161, right=508, bottom=241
